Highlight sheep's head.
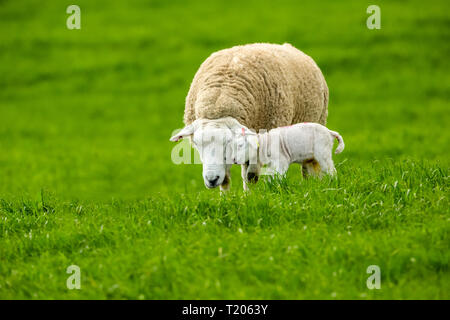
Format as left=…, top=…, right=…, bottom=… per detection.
left=170, top=117, right=249, bottom=189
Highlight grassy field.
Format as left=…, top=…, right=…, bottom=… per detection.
left=0, top=0, right=448, bottom=299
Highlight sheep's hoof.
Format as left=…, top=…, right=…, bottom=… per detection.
left=247, top=172, right=259, bottom=183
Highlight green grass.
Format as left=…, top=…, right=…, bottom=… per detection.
left=0, top=0, right=449, bottom=299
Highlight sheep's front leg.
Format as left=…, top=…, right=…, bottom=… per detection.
left=220, top=166, right=231, bottom=193
left=269, top=153, right=289, bottom=176
left=241, top=164, right=249, bottom=191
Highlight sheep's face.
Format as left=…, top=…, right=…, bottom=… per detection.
left=192, top=126, right=234, bottom=188
left=170, top=118, right=239, bottom=189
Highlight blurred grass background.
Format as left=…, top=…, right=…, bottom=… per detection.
left=0, top=0, right=448, bottom=299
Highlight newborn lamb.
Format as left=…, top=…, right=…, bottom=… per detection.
left=231, top=123, right=345, bottom=177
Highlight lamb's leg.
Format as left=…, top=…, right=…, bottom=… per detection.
left=328, top=160, right=337, bottom=176
left=273, top=162, right=289, bottom=176
left=315, top=153, right=336, bottom=177
left=269, top=155, right=290, bottom=179
left=246, top=162, right=260, bottom=184
left=322, top=158, right=337, bottom=176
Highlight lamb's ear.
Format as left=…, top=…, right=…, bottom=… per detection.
left=243, top=127, right=256, bottom=136
left=170, top=124, right=195, bottom=142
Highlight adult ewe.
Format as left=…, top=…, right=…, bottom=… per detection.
left=170, top=43, right=329, bottom=191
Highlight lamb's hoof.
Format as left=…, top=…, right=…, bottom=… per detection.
left=247, top=172, right=259, bottom=183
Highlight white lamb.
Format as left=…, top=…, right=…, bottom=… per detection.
left=230, top=122, right=345, bottom=177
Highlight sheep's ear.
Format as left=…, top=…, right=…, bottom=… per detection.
left=223, top=117, right=246, bottom=132
left=170, top=124, right=195, bottom=142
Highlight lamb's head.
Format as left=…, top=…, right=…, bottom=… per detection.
left=170, top=117, right=247, bottom=189
left=229, top=128, right=259, bottom=166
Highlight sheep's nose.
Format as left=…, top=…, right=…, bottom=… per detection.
left=207, top=176, right=220, bottom=185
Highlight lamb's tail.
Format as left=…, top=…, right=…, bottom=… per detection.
left=329, top=130, right=345, bottom=154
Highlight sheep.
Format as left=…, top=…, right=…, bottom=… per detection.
left=230, top=122, right=345, bottom=177
left=170, top=43, right=329, bottom=190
